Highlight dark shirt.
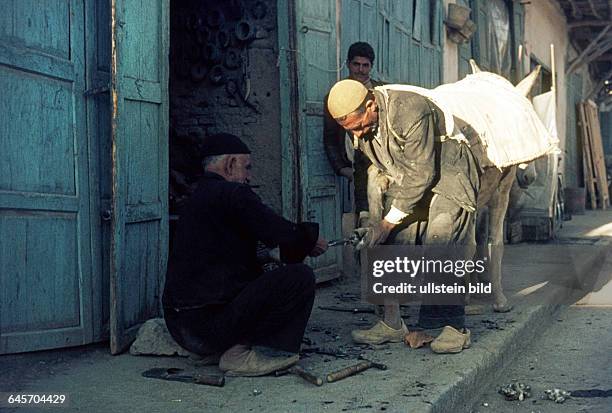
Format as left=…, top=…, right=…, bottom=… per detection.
left=359, top=90, right=481, bottom=215
left=162, top=172, right=319, bottom=310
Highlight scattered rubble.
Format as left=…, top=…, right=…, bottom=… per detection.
left=498, top=382, right=532, bottom=401
left=544, top=388, right=570, bottom=403
left=130, top=318, right=190, bottom=357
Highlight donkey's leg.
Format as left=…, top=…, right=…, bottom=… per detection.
left=365, top=164, right=388, bottom=318
left=465, top=208, right=490, bottom=312
left=365, top=164, right=388, bottom=225
left=488, top=166, right=517, bottom=313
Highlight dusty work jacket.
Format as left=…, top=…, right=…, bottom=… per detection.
left=360, top=89, right=482, bottom=215
left=163, top=172, right=319, bottom=310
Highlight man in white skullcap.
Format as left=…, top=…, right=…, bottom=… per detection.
left=327, top=79, right=482, bottom=354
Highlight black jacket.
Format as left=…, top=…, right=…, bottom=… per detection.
left=163, top=172, right=319, bottom=310
left=359, top=90, right=481, bottom=215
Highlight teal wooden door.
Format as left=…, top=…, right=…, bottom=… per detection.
left=458, top=0, right=474, bottom=79
left=565, top=74, right=583, bottom=187
left=341, top=0, right=443, bottom=86
left=0, top=0, right=94, bottom=353
left=109, top=0, right=169, bottom=354
left=470, top=0, right=522, bottom=80
left=294, top=0, right=343, bottom=281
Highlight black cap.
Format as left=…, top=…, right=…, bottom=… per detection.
left=201, top=133, right=251, bottom=156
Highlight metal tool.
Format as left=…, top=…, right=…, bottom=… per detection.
left=275, top=365, right=323, bottom=386
left=327, top=228, right=368, bottom=248
left=326, top=359, right=387, bottom=383
left=142, top=368, right=225, bottom=387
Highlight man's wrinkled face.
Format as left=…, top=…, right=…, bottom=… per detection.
left=337, top=99, right=378, bottom=139
left=227, top=154, right=252, bottom=184
left=348, top=56, right=372, bottom=84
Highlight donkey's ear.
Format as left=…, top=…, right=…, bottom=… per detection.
left=469, top=59, right=482, bottom=74
left=515, top=65, right=541, bottom=96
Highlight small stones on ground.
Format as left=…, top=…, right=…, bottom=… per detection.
left=252, top=389, right=262, bottom=396
left=544, top=388, right=570, bottom=403
left=482, top=402, right=489, bottom=407
left=498, top=382, right=531, bottom=401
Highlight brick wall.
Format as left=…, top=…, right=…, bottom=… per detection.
left=169, top=0, right=283, bottom=213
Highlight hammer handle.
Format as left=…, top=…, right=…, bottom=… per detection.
left=326, top=361, right=373, bottom=383
left=193, top=373, right=225, bottom=387
left=292, top=365, right=323, bottom=386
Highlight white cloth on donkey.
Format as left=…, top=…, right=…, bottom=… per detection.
left=375, top=73, right=559, bottom=168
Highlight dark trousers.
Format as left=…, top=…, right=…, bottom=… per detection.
left=164, top=263, right=316, bottom=355
left=387, top=194, right=476, bottom=330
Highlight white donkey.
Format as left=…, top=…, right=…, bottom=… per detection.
left=366, top=61, right=554, bottom=312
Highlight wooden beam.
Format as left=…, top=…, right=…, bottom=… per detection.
left=567, top=24, right=612, bottom=74
left=582, top=38, right=612, bottom=65
left=587, top=0, right=603, bottom=19
left=568, top=0, right=583, bottom=19
left=569, top=20, right=611, bottom=29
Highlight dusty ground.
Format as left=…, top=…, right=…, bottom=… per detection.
left=0, top=277, right=524, bottom=413
left=472, top=307, right=612, bottom=413
left=1, top=210, right=611, bottom=413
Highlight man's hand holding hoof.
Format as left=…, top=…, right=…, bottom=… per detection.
left=365, top=219, right=396, bottom=248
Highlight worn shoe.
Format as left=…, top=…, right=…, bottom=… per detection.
left=218, top=344, right=299, bottom=377
left=430, top=326, right=471, bottom=354
left=351, top=320, right=409, bottom=345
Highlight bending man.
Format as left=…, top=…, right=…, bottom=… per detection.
left=327, top=80, right=480, bottom=353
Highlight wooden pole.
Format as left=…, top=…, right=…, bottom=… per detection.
left=550, top=44, right=556, bottom=93
left=518, top=44, right=523, bottom=79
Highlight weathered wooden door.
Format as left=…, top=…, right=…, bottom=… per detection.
left=109, top=0, right=169, bottom=354
left=0, top=0, right=94, bottom=353
left=470, top=0, right=524, bottom=81
left=341, top=0, right=443, bottom=87
left=565, top=74, right=583, bottom=188
left=293, top=0, right=343, bottom=281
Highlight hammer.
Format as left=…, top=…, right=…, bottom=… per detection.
left=326, top=358, right=387, bottom=383
left=275, top=365, right=323, bottom=386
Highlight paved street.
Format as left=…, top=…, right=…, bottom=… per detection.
left=1, top=211, right=611, bottom=413
left=472, top=307, right=612, bottom=413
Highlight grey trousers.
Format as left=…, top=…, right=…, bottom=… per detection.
left=386, top=193, right=476, bottom=329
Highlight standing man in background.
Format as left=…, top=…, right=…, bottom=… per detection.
left=323, top=42, right=385, bottom=215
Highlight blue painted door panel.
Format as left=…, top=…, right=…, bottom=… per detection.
left=341, top=0, right=442, bottom=86
left=0, top=0, right=94, bottom=353
left=295, top=0, right=343, bottom=280
left=109, top=0, right=169, bottom=354
left=289, top=0, right=444, bottom=281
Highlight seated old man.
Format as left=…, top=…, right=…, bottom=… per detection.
left=163, top=133, right=328, bottom=376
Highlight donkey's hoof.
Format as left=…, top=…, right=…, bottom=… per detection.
left=493, top=303, right=513, bottom=313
